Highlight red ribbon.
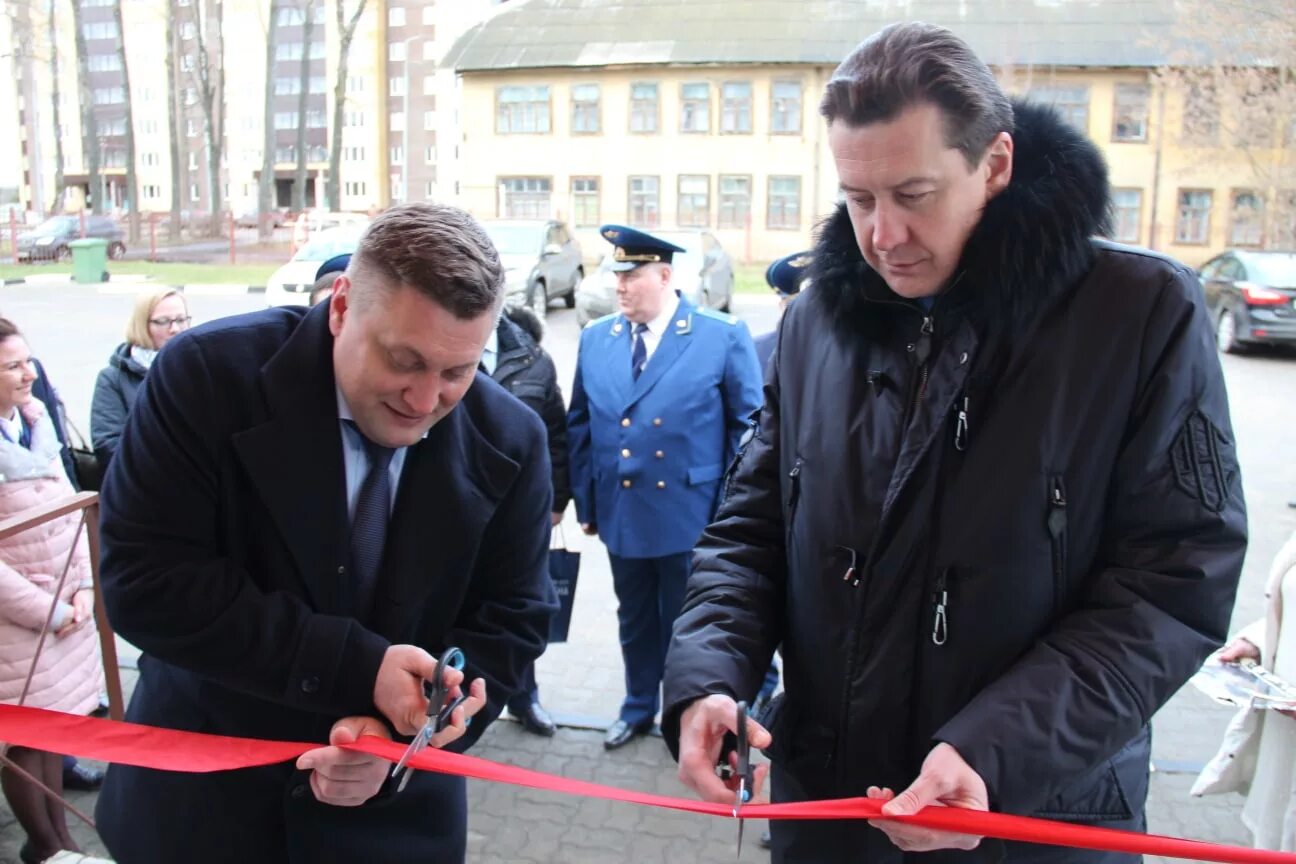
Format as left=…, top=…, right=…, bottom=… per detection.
left=0, top=704, right=1290, bottom=863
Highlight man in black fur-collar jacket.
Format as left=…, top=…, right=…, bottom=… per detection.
left=663, top=22, right=1247, bottom=863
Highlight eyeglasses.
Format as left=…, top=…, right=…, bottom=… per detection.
left=149, top=316, right=193, bottom=329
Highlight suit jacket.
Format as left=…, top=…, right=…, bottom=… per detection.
left=567, top=296, right=762, bottom=558
left=95, top=302, right=556, bottom=864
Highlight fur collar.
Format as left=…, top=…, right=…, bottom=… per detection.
left=807, top=100, right=1111, bottom=343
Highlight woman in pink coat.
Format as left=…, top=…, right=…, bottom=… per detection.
left=0, top=318, right=104, bottom=864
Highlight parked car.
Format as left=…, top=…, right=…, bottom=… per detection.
left=16, top=215, right=125, bottom=262
left=235, top=208, right=289, bottom=229
left=264, top=224, right=368, bottom=307
left=574, top=229, right=734, bottom=327
left=481, top=219, right=583, bottom=315
left=1200, top=249, right=1296, bottom=353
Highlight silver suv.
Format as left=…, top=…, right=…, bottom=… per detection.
left=481, top=220, right=584, bottom=316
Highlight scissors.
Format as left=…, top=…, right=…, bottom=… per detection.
left=715, top=700, right=755, bottom=858
left=390, top=646, right=469, bottom=792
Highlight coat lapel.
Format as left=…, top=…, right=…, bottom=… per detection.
left=601, top=316, right=635, bottom=404
left=231, top=304, right=351, bottom=616
left=626, top=297, right=694, bottom=410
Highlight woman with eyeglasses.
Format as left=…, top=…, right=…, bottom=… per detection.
left=90, top=289, right=191, bottom=469
left=0, top=318, right=109, bottom=864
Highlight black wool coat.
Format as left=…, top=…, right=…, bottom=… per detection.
left=663, top=102, right=1247, bottom=863
left=95, top=302, right=556, bottom=864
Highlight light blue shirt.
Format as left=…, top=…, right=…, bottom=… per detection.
left=336, top=387, right=411, bottom=523
left=480, top=327, right=499, bottom=376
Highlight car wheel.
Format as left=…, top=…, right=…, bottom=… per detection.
left=54, top=245, right=71, bottom=263
left=1216, top=309, right=1244, bottom=354
left=565, top=269, right=582, bottom=308
left=527, top=281, right=548, bottom=319
left=108, top=241, right=126, bottom=260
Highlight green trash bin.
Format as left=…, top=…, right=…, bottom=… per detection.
left=68, top=238, right=109, bottom=283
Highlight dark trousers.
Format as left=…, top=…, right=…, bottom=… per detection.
left=506, top=662, right=540, bottom=714
left=608, top=551, right=690, bottom=726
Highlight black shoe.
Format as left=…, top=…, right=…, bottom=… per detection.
left=63, top=762, right=105, bottom=791
left=759, top=828, right=772, bottom=849
left=603, top=719, right=651, bottom=750
left=514, top=701, right=557, bottom=737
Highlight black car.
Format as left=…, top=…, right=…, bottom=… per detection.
left=1200, top=249, right=1296, bottom=352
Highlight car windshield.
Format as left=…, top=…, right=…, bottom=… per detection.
left=33, top=216, right=77, bottom=235
left=292, top=231, right=363, bottom=262
left=1248, top=254, right=1296, bottom=287
left=485, top=225, right=539, bottom=256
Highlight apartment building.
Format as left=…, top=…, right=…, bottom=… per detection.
left=447, top=0, right=1294, bottom=265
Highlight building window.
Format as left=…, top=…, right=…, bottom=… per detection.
left=499, top=177, right=551, bottom=219
left=423, top=75, right=436, bottom=96
left=390, top=112, right=405, bottom=132
left=425, top=180, right=436, bottom=198
left=1272, top=190, right=1296, bottom=249
left=423, top=111, right=435, bottom=131
left=187, top=152, right=197, bottom=170
left=423, top=40, right=437, bottom=62
left=721, top=82, right=753, bottom=133
left=571, top=84, right=600, bottom=134
left=1111, top=188, right=1142, bottom=243
left=389, top=77, right=406, bottom=97
left=346, top=76, right=365, bottom=94
left=143, top=184, right=160, bottom=199
left=83, top=21, right=119, bottom=40
left=425, top=145, right=436, bottom=164
left=629, top=83, right=658, bottom=134
left=1181, top=79, right=1219, bottom=145
left=87, top=54, right=122, bottom=73
left=496, top=85, right=551, bottom=134
left=306, top=111, right=325, bottom=129
left=275, top=146, right=297, bottom=163
left=102, top=117, right=128, bottom=136
left=186, top=118, right=198, bottom=137
left=273, top=112, right=298, bottom=130
left=767, top=176, right=801, bottom=230
left=680, top=82, right=709, bottom=133
left=344, top=181, right=367, bottom=197
left=310, top=76, right=326, bottom=94
left=345, top=111, right=365, bottom=128
left=189, top=183, right=200, bottom=202
left=388, top=6, right=406, bottom=27
left=390, top=42, right=406, bottom=63
left=718, top=175, right=751, bottom=229
left=677, top=175, right=709, bottom=227
left=274, top=77, right=301, bottom=96
left=1230, top=190, right=1264, bottom=246
left=184, top=87, right=198, bottom=106
left=276, top=43, right=303, bottom=62
left=180, top=54, right=194, bottom=73
left=628, top=176, right=660, bottom=227
left=1112, top=84, right=1149, bottom=142
left=1175, top=189, right=1213, bottom=244
left=276, top=6, right=306, bottom=25
left=422, top=6, right=436, bottom=25
left=572, top=177, right=599, bottom=227
left=93, top=87, right=125, bottom=105
left=770, top=81, right=802, bottom=134
left=1028, top=84, right=1089, bottom=134
left=390, top=146, right=404, bottom=165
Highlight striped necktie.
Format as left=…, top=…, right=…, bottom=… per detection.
left=346, top=421, right=395, bottom=616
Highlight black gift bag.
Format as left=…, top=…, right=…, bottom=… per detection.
left=547, top=527, right=580, bottom=643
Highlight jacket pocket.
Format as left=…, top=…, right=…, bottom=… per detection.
left=1046, top=474, right=1068, bottom=616
left=687, top=463, right=724, bottom=486
left=1033, top=725, right=1150, bottom=823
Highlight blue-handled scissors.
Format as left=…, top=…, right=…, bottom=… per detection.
left=390, top=646, right=469, bottom=792
left=732, top=700, right=754, bottom=857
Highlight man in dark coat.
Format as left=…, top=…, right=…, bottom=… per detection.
left=482, top=304, right=572, bottom=735
left=665, top=23, right=1247, bottom=863
left=95, top=203, right=556, bottom=864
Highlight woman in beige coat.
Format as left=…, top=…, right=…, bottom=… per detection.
left=0, top=319, right=104, bottom=864
left=1194, top=527, right=1296, bottom=851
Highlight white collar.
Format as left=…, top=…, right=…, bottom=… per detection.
left=636, top=295, right=680, bottom=337
left=484, top=327, right=499, bottom=356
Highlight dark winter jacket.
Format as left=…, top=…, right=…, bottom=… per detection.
left=488, top=307, right=572, bottom=513
left=662, top=102, right=1247, bottom=863
left=31, top=359, right=78, bottom=489
left=90, top=343, right=148, bottom=468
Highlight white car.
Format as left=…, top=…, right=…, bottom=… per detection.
left=264, top=225, right=369, bottom=307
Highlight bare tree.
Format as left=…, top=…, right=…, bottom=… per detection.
left=184, top=0, right=226, bottom=236
left=165, top=0, right=183, bottom=237
left=326, top=0, right=368, bottom=211
left=47, top=0, right=66, bottom=213
left=1162, top=0, right=1296, bottom=247
left=68, top=0, right=101, bottom=215
left=292, top=0, right=314, bottom=213
left=258, top=0, right=283, bottom=240
left=110, top=0, right=139, bottom=243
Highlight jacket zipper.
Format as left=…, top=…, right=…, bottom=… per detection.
left=787, top=457, right=803, bottom=518
left=903, top=316, right=935, bottom=428
left=954, top=396, right=970, bottom=451
left=1047, top=476, right=1068, bottom=613
left=931, top=567, right=950, bottom=646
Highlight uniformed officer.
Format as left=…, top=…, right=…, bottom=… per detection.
left=567, top=224, right=763, bottom=750
left=753, top=251, right=812, bottom=370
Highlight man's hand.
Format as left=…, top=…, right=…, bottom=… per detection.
left=551, top=512, right=564, bottom=527
left=296, top=716, right=391, bottom=807
left=427, top=677, right=488, bottom=749
left=1218, top=636, right=1261, bottom=664
left=580, top=523, right=597, bottom=536
left=867, top=742, right=988, bottom=853
left=373, top=645, right=445, bottom=735
left=677, top=694, right=771, bottom=804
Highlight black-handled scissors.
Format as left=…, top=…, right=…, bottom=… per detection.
left=390, top=646, right=468, bottom=792
left=715, top=700, right=755, bottom=857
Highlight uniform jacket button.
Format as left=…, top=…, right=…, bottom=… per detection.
left=655, top=450, right=664, bottom=459
left=301, top=676, right=320, bottom=694
left=622, top=479, right=632, bottom=488
left=657, top=481, right=666, bottom=489
left=653, top=418, right=662, bottom=426
left=621, top=418, right=631, bottom=427
left=621, top=448, right=631, bottom=458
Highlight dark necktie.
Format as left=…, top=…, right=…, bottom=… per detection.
left=630, top=323, right=649, bottom=380
left=347, top=422, right=395, bottom=615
